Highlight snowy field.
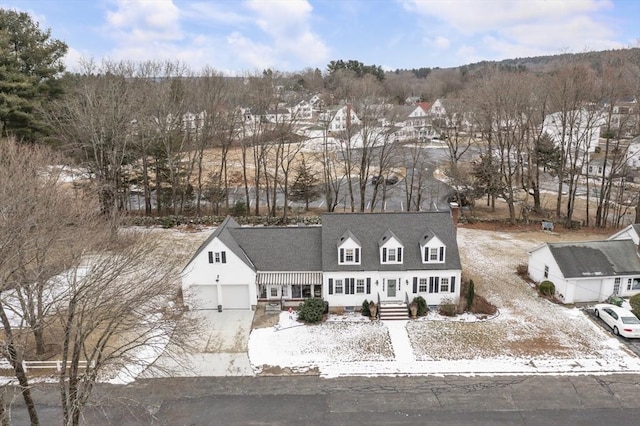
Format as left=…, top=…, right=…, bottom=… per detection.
left=248, top=226, right=640, bottom=378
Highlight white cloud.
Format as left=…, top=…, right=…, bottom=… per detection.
left=423, top=35, right=450, bottom=50
left=401, top=0, right=612, bottom=34
left=242, top=0, right=330, bottom=67
left=106, top=0, right=181, bottom=32
left=402, top=0, right=623, bottom=65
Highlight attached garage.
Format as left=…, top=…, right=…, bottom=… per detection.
left=188, top=285, right=219, bottom=310
left=572, top=279, right=603, bottom=303
left=221, top=285, right=250, bottom=310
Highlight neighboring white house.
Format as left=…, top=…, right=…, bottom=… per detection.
left=527, top=239, right=640, bottom=304
left=182, top=211, right=462, bottom=311
left=318, top=104, right=361, bottom=132
left=607, top=223, right=640, bottom=245
left=626, top=136, right=640, bottom=170
left=542, top=108, right=604, bottom=154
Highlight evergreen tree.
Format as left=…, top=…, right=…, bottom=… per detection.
left=290, top=154, right=321, bottom=211
left=0, top=9, right=68, bottom=140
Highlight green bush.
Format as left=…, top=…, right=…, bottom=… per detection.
left=630, top=293, right=640, bottom=318
left=439, top=297, right=457, bottom=317
left=466, top=279, right=475, bottom=312
left=297, top=298, right=326, bottom=323
left=539, top=280, right=555, bottom=296
left=412, top=296, right=428, bottom=316
left=361, top=299, right=370, bottom=317
left=231, top=200, right=247, bottom=216
left=606, top=295, right=624, bottom=307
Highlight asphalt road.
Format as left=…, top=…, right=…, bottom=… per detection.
left=10, top=375, right=640, bottom=425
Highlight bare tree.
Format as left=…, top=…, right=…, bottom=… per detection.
left=56, top=231, right=194, bottom=426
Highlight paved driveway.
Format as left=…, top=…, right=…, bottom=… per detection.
left=143, top=309, right=256, bottom=378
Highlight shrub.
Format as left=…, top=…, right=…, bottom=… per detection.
left=439, top=298, right=457, bottom=317
left=466, top=279, right=475, bottom=312
left=361, top=299, right=370, bottom=317
left=606, top=295, right=624, bottom=307
left=630, top=293, right=640, bottom=318
left=230, top=200, right=247, bottom=217
left=412, top=296, right=428, bottom=316
left=539, top=280, right=555, bottom=296
left=516, top=264, right=528, bottom=277
left=297, top=298, right=326, bottom=323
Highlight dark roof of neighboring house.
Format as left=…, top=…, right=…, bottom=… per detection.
left=321, top=211, right=461, bottom=272
left=548, top=240, right=640, bottom=278
left=230, top=226, right=322, bottom=272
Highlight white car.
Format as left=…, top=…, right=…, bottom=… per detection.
left=594, top=304, right=640, bottom=338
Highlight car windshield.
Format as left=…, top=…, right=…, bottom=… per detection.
left=621, top=316, right=640, bottom=324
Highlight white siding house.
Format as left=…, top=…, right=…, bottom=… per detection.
left=182, top=211, right=462, bottom=312
left=528, top=240, right=640, bottom=304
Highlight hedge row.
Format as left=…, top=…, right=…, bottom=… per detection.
left=120, top=214, right=323, bottom=228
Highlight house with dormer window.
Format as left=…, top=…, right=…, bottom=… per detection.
left=182, top=210, right=462, bottom=312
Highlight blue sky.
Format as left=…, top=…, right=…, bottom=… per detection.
left=2, top=0, right=639, bottom=74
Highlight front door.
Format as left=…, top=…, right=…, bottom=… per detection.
left=387, top=279, right=397, bottom=298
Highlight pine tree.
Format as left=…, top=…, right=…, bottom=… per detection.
left=290, top=154, right=321, bottom=211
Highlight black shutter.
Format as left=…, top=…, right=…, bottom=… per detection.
left=413, top=277, right=418, bottom=293
left=355, top=248, right=360, bottom=263
left=340, top=248, right=344, bottom=263
left=424, top=247, right=428, bottom=262
left=221, top=251, right=226, bottom=263
left=208, top=251, right=214, bottom=263
left=451, top=276, right=456, bottom=293
left=397, top=247, right=402, bottom=262
left=439, top=247, right=444, bottom=261
left=382, top=247, right=387, bottom=262
left=366, top=278, right=371, bottom=294
left=429, top=277, right=434, bottom=293
left=350, top=279, right=355, bottom=295
left=434, top=277, right=440, bottom=293
left=328, top=278, right=333, bottom=295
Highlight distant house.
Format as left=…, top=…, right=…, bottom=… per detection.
left=182, top=211, right=462, bottom=311
left=542, top=109, right=604, bottom=154
left=626, top=136, right=640, bottom=170
left=289, top=99, right=314, bottom=121
left=318, top=104, right=361, bottom=132
left=527, top=240, right=640, bottom=304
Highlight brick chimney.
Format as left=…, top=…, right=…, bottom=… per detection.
left=449, top=202, right=459, bottom=235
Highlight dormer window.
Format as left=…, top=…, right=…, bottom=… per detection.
left=420, top=229, right=445, bottom=263
left=338, top=230, right=361, bottom=265
left=379, top=229, right=403, bottom=265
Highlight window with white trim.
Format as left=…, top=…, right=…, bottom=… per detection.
left=387, top=248, right=397, bottom=261
left=208, top=251, right=227, bottom=264
left=345, top=248, right=354, bottom=262
left=440, top=277, right=449, bottom=292
left=335, top=279, right=344, bottom=294
left=429, top=248, right=438, bottom=261
left=419, top=278, right=428, bottom=292
left=270, top=287, right=278, bottom=297
left=544, top=265, right=549, bottom=278
left=339, top=247, right=360, bottom=265
left=381, top=246, right=403, bottom=264
left=628, top=278, right=633, bottom=291
left=356, top=279, right=365, bottom=294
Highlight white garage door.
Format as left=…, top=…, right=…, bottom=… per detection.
left=221, top=285, right=250, bottom=310
left=190, top=285, right=219, bottom=310
left=573, top=279, right=601, bottom=303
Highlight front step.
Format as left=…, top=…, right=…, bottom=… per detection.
left=378, top=303, right=408, bottom=320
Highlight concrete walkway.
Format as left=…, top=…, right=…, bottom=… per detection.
left=384, top=320, right=415, bottom=362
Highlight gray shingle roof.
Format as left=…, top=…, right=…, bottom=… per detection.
left=230, top=226, right=322, bottom=271
left=321, top=212, right=461, bottom=272
left=548, top=240, right=640, bottom=278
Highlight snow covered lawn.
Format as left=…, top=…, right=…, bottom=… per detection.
left=248, top=227, right=640, bottom=377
